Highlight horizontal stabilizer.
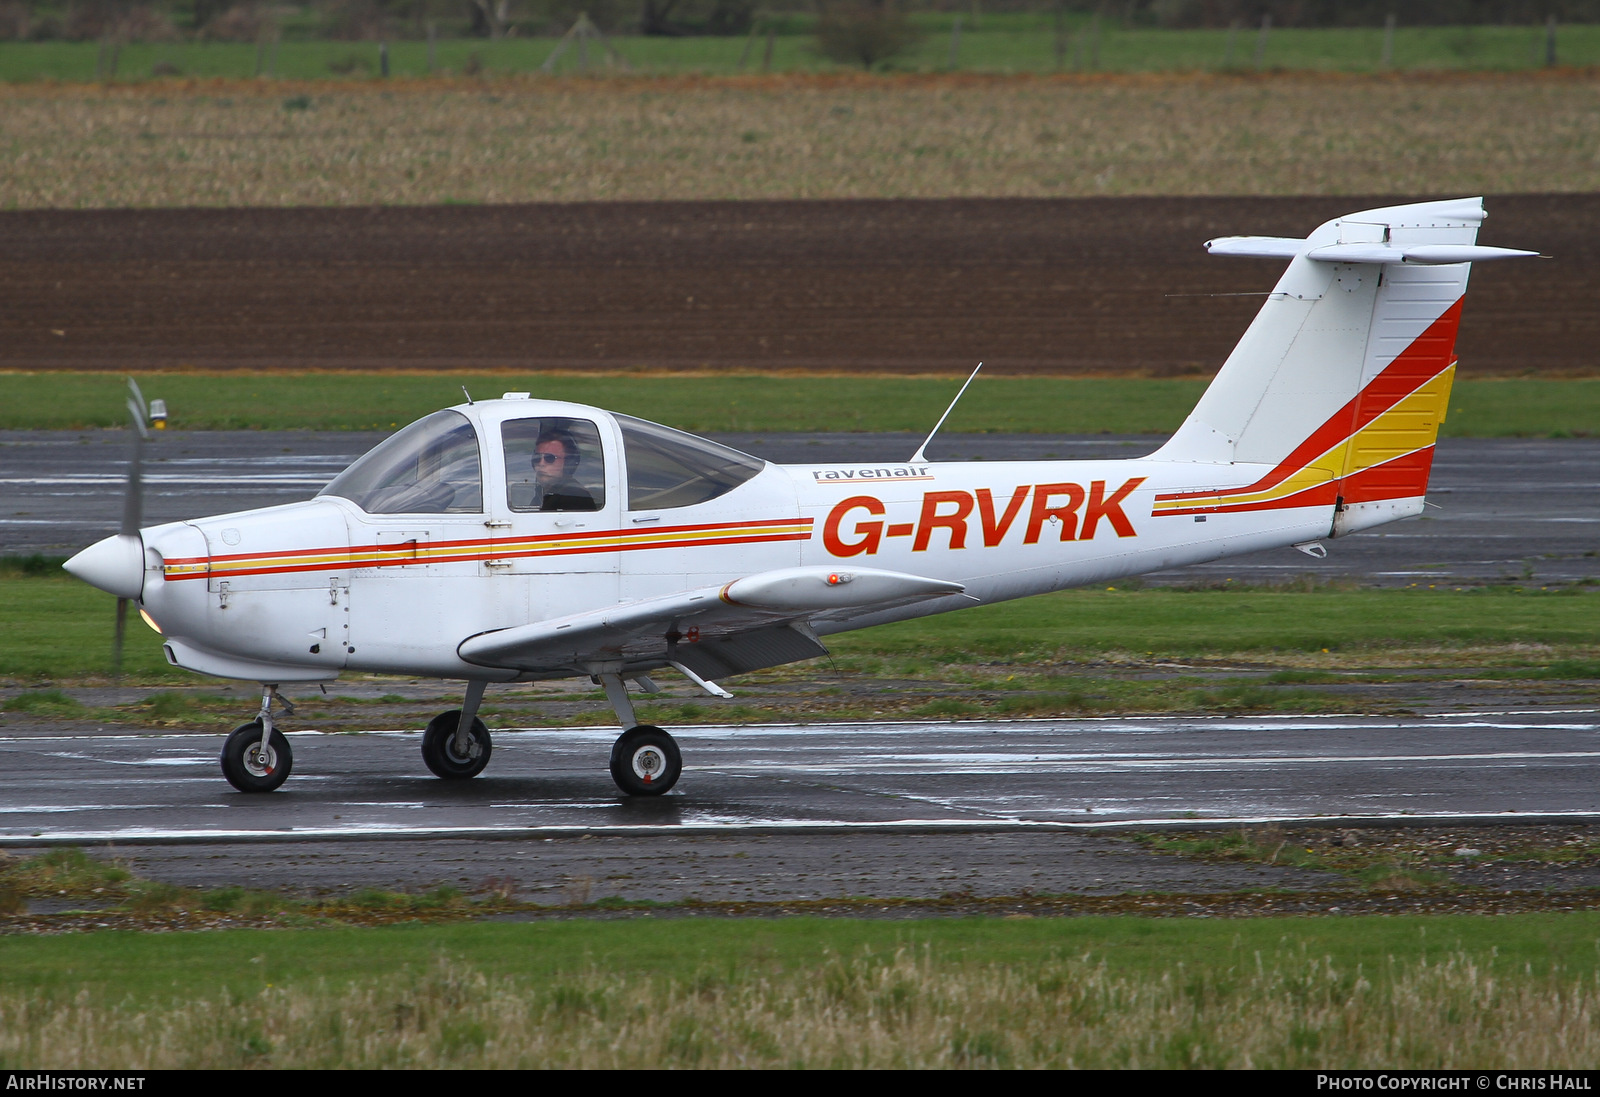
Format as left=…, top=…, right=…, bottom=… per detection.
left=1306, top=243, right=1538, bottom=265
left=1205, top=236, right=1305, bottom=259
left=458, top=566, right=964, bottom=675
left=1207, top=237, right=1537, bottom=265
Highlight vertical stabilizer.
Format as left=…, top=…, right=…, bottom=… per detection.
left=1151, top=198, right=1533, bottom=536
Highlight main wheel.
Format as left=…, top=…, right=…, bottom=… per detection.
left=422, top=710, right=492, bottom=779
left=609, top=725, right=681, bottom=796
left=221, top=721, right=293, bottom=793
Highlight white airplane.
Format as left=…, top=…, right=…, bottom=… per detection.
left=64, top=198, right=1535, bottom=796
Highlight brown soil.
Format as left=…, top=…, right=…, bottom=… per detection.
left=0, top=195, right=1590, bottom=376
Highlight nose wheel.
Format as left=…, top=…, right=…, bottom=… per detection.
left=221, top=685, right=295, bottom=793
left=609, top=725, right=681, bottom=796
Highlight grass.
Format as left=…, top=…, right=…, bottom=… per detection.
left=2, top=914, right=1600, bottom=1066
left=2, top=70, right=1599, bottom=207
left=1, top=373, right=1595, bottom=434
left=1138, top=826, right=1454, bottom=891
left=828, top=585, right=1600, bottom=664
left=4, top=23, right=1600, bottom=82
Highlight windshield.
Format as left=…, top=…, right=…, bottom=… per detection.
left=616, top=414, right=765, bottom=510
left=318, top=410, right=483, bottom=514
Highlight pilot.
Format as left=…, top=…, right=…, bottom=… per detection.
left=533, top=428, right=597, bottom=512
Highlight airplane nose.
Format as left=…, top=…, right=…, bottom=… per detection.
left=63, top=533, right=147, bottom=600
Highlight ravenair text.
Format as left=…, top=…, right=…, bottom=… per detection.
left=822, top=478, right=1146, bottom=557
left=812, top=467, right=934, bottom=483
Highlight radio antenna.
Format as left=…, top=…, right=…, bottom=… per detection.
left=460, top=385, right=474, bottom=405
left=909, top=362, right=982, bottom=464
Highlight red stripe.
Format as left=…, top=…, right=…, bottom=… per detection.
left=1339, top=446, right=1436, bottom=505
left=164, top=516, right=814, bottom=568
left=1154, top=299, right=1463, bottom=505
left=1153, top=481, right=1341, bottom=517
left=167, top=525, right=814, bottom=581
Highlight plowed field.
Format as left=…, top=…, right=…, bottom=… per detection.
left=0, top=194, right=1591, bottom=376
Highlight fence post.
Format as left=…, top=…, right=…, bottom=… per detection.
left=1381, top=12, right=1395, bottom=70
left=761, top=26, right=774, bottom=72
left=427, top=22, right=437, bottom=73
left=1546, top=15, right=1558, bottom=67
left=948, top=15, right=961, bottom=70
left=1088, top=12, right=1100, bottom=70
left=1053, top=2, right=1065, bottom=70
left=1224, top=18, right=1237, bottom=68
left=737, top=19, right=757, bottom=71
left=1252, top=13, right=1270, bottom=69
left=380, top=41, right=390, bottom=77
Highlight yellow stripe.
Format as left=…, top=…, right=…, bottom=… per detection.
left=169, top=522, right=815, bottom=576
left=1339, top=363, right=1455, bottom=478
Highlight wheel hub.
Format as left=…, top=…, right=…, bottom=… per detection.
left=244, top=742, right=277, bottom=778
left=630, top=746, right=664, bottom=783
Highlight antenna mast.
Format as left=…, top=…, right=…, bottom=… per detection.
left=909, top=362, right=982, bottom=464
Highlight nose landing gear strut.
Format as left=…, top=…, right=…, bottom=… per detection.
left=221, top=684, right=294, bottom=793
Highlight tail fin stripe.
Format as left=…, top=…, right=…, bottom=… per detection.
left=1153, top=301, right=1462, bottom=509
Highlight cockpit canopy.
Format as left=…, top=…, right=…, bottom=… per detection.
left=319, top=410, right=483, bottom=515
left=318, top=404, right=767, bottom=516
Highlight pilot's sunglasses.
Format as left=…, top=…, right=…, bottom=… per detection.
left=536, top=452, right=571, bottom=465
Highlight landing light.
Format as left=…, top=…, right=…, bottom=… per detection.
left=826, top=572, right=853, bottom=586
left=139, top=608, right=163, bottom=635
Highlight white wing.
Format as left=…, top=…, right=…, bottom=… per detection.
left=457, top=565, right=965, bottom=679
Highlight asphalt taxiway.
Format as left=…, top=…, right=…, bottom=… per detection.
left=3, top=709, right=1598, bottom=899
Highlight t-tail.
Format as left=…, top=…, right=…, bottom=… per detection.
left=1152, top=197, right=1535, bottom=538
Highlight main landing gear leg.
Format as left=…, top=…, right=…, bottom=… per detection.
left=599, top=672, right=682, bottom=797
left=422, top=679, right=493, bottom=780
left=220, top=684, right=294, bottom=793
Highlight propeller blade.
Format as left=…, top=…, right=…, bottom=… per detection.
left=113, top=596, right=128, bottom=679
left=120, top=377, right=148, bottom=538
left=115, top=379, right=148, bottom=679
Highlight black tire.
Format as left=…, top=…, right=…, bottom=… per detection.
left=221, top=720, right=293, bottom=793
left=422, top=710, right=492, bottom=779
left=608, top=725, right=681, bottom=796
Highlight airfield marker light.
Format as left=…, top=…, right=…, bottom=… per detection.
left=149, top=398, right=168, bottom=430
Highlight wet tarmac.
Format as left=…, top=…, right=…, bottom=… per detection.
left=4, top=708, right=1598, bottom=901
left=3, top=708, right=1597, bottom=843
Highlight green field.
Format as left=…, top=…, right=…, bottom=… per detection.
left=1, top=22, right=1594, bottom=82
left=3, top=373, right=1595, bottom=436
left=1, top=914, right=1598, bottom=1067
left=6, top=575, right=1594, bottom=684
left=6, top=71, right=1596, bottom=205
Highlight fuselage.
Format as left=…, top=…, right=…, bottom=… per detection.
left=124, top=396, right=1344, bottom=684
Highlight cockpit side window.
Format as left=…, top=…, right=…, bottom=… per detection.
left=318, top=410, right=483, bottom=514
left=616, top=414, right=765, bottom=510
left=502, top=417, right=606, bottom=512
